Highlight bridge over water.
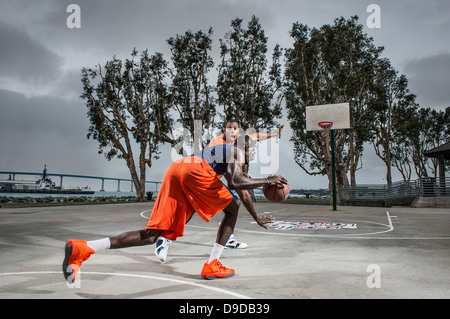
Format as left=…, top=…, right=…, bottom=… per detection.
left=0, top=170, right=161, bottom=193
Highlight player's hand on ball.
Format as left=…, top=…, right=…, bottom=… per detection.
left=268, top=175, right=288, bottom=188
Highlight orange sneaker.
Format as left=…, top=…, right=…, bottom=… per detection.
left=201, top=258, right=235, bottom=280
left=62, top=239, right=95, bottom=283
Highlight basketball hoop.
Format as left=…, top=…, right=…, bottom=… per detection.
left=318, top=121, right=333, bottom=131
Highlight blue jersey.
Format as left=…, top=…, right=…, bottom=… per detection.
left=192, top=144, right=234, bottom=176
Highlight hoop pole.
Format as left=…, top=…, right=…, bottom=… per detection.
left=330, top=129, right=337, bottom=211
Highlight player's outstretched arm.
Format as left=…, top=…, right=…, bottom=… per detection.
left=236, top=189, right=273, bottom=230
left=247, top=124, right=285, bottom=142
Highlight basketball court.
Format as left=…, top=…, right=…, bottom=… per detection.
left=0, top=201, right=449, bottom=299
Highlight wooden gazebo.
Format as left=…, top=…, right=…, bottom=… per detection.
left=424, top=142, right=450, bottom=195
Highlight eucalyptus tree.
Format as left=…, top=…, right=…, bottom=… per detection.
left=284, top=16, right=384, bottom=197
left=167, top=28, right=216, bottom=152
left=369, top=60, right=417, bottom=185
left=217, top=16, right=283, bottom=132
left=81, top=49, right=172, bottom=201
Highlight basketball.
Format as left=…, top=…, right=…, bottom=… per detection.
left=263, top=182, right=290, bottom=203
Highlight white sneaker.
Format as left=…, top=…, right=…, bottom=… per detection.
left=225, top=234, right=248, bottom=249
left=154, top=237, right=172, bottom=262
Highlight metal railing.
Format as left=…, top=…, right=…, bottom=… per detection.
left=419, top=177, right=449, bottom=197
left=340, top=177, right=449, bottom=200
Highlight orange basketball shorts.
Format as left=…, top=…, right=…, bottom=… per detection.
left=145, top=156, right=234, bottom=240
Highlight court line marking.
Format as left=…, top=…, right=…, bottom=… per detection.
left=140, top=209, right=395, bottom=239
left=387, top=211, right=394, bottom=230
left=0, top=271, right=252, bottom=299
left=140, top=209, right=450, bottom=240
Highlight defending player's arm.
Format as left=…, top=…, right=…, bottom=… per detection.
left=247, top=124, right=285, bottom=142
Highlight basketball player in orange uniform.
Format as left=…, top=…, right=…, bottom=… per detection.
left=63, top=135, right=287, bottom=281
left=154, top=119, right=285, bottom=260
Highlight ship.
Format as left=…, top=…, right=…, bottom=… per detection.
left=0, top=166, right=95, bottom=194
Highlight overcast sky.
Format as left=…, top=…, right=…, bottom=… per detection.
left=0, top=0, right=449, bottom=191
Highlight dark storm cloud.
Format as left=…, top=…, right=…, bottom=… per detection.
left=404, top=53, right=450, bottom=109
left=0, top=88, right=153, bottom=179
left=0, top=88, right=96, bottom=172
left=0, top=89, right=84, bottom=136
left=35, top=0, right=246, bottom=58
left=0, top=0, right=449, bottom=188
left=0, top=21, right=63, bottom=83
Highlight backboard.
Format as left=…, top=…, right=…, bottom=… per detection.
left=306, top=103, right=351, bottom=131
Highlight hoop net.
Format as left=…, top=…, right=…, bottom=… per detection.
left=318, top=121, right=333, bottom=132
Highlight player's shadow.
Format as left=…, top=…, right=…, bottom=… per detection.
left=112, top=249, right=208, bottom=280
left=76, top=280, right=198, bottom=299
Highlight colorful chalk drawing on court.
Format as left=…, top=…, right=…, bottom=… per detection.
left=268, top=221, right=357, bottom=231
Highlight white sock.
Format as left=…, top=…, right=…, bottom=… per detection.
left=87, top=238, right=111, bottom=252
left=208, top=243, right=224, bottom=263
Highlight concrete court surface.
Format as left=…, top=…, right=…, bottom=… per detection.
left=0, top=201, right=449, bottom=299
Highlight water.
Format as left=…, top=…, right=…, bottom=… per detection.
left=1, top=189, right=317, bottom=199
left=0, top=191, right=137, bottom=198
